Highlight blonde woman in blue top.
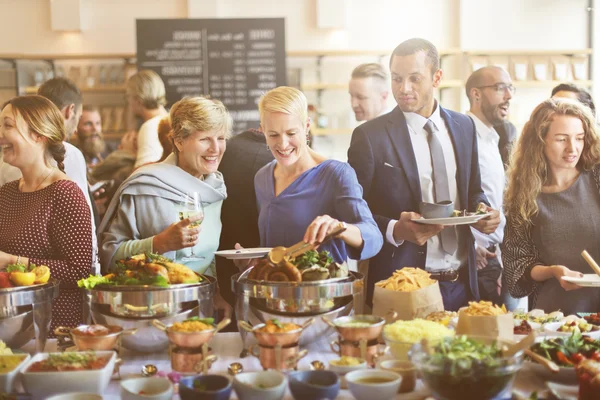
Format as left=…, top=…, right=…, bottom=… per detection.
left=252, top=86, right=383, bottom=263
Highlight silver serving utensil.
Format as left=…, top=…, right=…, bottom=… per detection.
left=310, top=360, right=325, bottom=370
left=141, top=364, right=158, bottom=377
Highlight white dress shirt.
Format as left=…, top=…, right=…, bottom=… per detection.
left=467, top=112, right=506, bottom=251
left=0, top=143, right=99, bottom=273
left=135, top=115, right=165, bottom=168
left=385, top=103, right=467, bottom=271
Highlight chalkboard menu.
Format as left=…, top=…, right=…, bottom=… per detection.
left=136, top=18, right=287, bottom=132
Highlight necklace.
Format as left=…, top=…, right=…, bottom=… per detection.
left=21, top=168, right=54, bottom=192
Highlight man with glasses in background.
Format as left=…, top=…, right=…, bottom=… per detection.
left=465, top=66, right=520, bottom=310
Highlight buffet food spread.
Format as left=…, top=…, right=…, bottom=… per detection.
left=1, top=253, right=598, bottom=400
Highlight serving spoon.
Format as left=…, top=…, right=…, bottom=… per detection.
left=268, top=223, right=347, bottom=264
left=582, top=250, right=600, bottom=277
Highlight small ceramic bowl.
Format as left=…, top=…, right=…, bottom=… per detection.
left=378, top=359, right=416, bottom=393
left=345, top=369, right=402, bottom=400
left=288, top=370, right=340, bottom=400
left=179, top=375, right=232, bottom=400
left=419, top=201, right=454, bottom=219
left=233, top=371, right=287, bottom=400
left=328, top=358, right=368, bottom=389
left=120, top=377, right=174, bottom=400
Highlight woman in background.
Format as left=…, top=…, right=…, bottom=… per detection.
left=503, top=98, right=600, bottom=314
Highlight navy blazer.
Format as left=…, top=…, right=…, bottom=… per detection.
left=348, top=106, right=488, bottom=303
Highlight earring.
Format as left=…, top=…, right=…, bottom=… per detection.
left=266, top=144, right=269, bottom=150
left=306, top=139, right=311, bottom=146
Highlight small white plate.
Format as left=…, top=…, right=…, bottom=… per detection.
left=214, top=248, right=272, bottom=259
left=412, top=213, right=490, bottom=226
left=543, top=321, right=600, bottom=339
left=546, top=382, right=578, bottom=400
left=562, top=274, right=600, bottom=287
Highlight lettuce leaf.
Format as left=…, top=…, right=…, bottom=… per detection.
left=77, top=275, right=114, bottom=289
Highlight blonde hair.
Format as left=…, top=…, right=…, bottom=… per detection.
left=505, top=98, right=600, bottom=225
left=351, top=63, right=388, bottom=82
left=5, top=95, right=67, bottom=171
left=126, top=70, right=167, bottom=109
left=169, top=96, right=233, bottom=153
left=258, top=86, right=308, bottom=125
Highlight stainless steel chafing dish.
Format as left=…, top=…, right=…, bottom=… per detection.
left=232, top=270, right=364, bottom=351
left=0, top=279, right=60, bottom=351
left=86, top=275, right=216, bottom=353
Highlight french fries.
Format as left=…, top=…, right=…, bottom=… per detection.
left=463, top=300, right=507, bottom=316
left=375, top=267, right=436, bottom=292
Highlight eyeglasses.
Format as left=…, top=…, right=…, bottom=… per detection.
left=477, top=83, right=516, bottom=95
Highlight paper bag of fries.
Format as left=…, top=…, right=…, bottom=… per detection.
left=455, top=301, right=514, bottom=341
left=372, top=267, right=444, bottom=321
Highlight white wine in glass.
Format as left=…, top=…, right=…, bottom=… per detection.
left=178, top=191, right=204, bottom=261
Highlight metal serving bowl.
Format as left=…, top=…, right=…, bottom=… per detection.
left=152, top=318, right=230, bottom=348
left=239, top=319, right=313, bottom=347
left=54, top=324, right=137, bottom=351
left=233, top=271, right=364, bottom=348
left=323, top=315, right=386, bottom=342
left=86, top=275, right=216, bottom=353
left=0, top=279, right=60, bottom=351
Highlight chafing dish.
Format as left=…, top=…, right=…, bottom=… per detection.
left=0, top=279, right=60, bottom=351
left=86, top=275, right=216, bottom=353
left=152, top=318, right=230, bottom=348
left=233, top=270, right=364, bottom=350
left=239, top=319, right=313, bottom=347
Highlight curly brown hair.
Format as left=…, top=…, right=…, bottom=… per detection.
left=504, top=98, right=600, bottom=225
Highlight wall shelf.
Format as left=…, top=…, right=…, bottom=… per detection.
left=302, top=79, right=463, bottom=91
left=312, top=128, right=353, bottom=136
left=512, top=80, right=592, bottom=88
left=464, top=49, right=592, bottom=56
left=24, top=85, right=127, bottom=94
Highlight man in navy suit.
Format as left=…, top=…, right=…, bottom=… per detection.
left=348, top=38, right=501, bottom=311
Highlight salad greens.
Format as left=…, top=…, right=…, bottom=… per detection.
left=529, top=331, right=600, bottom=367
left=77, top=272, right=169, bottom=289
left=184, top=317, right=214, bottom=325
left=429, top=335, right=503, bottom=377
left=293, top=250, right=333, bottom=270
left=6, top=263, right=38, bottom=273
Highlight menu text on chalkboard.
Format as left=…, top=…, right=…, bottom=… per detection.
left=136, top=18, right=287, bottom=132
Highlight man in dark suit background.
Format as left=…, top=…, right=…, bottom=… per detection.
left=347, top=38, right=501, bottom=311
left=217, top=129, right=274, bottom=328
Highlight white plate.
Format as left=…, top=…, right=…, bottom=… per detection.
left=214, top=248, right=272, bottom=259
left=562, top=274, right=600, bottom=287
left=546, top=382, right=578, bottom=400
left=543, top=321, right=600, bottom=339
left=411, top=213, right=490, bottom=225
left=525, top=361, right=576, bottom=384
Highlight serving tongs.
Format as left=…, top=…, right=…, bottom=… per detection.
left=581, top=250, right=600, bottom=277
left=268, top=222, right=347, bottom=264
left=502, top=332, right=560, bottom=374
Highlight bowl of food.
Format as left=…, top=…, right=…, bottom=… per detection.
left=55, top=324, right=136, bottom=351
left=544, top=321, right=600, bottom=339
left=239, top=319, right=311, bottom=347
left=383, top=319, right=453, bottom=360
left=527, top=332, right=600, bottom=383
left=152, top=317, right=230, bottom=348
left=514, top=309, right=563, bottom=329
left=425, top=311, right=458, bottom=327
left=120, top=377, right=174, bottom=400
left=323, top=314, right=385, bottom=342
left=377, top=359, right=417, bottom=394
left=411, top=336, right=523, bottom=400
left=345, top=369, right=402, bottom=400
left=419, top=201, right=454, bottom=219
left=0, top=353, right=30, bottom=393
left=233, top=370, right=287, bottom=400
left=288, top=370, right=340, bottom=400
left=328, top=357, right=367, bottom=389
left=21, top=351, right=117, bottom=399
left=179, top=375, right=232, bottom=400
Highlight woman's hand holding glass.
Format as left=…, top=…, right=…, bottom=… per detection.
left=152, top=214, right=203, bottom=255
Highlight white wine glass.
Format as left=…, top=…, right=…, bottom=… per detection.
left=178, top=191, right=205, bottom=261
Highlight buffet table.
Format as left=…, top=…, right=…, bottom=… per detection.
left=23, top=333, right=556, bottom=400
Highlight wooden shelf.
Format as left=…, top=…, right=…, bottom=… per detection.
left=0, top=53, right=136, bottom=61
left=23, top=85, right=126, bottom=94
left=288, top=48, right=461, bottom=57
left=513, top=80, right=592, bottom=88
left=464, top=49, right=593, bottom=56
left=302, top=79, right=463, bottom=91
left=312, top=128, right=353, bottom=136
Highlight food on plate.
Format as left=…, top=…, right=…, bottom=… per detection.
left=330, top=356, right=362, bottom=366
left=383, top=319, right=453, bottom=359
left=354, top=376, right=397, bottom=384
left=0, top=354, right=28, bottom=373
left=425, top=311, right=458, bottom=327
left=170, top=317, right=215, bottom=333
left=557, top=320, right=600, bottom=334
left=462, top=301, right=507, bottom=316
left=27, top=352, right=112, bottom=372
left=514, top=320, right=532, bottom=335
left=529, top=332, right=600, bottom=367
left=336, top=321, right=373, bottom=328
left=576, top=359, right=600, bottom=399
left=0, top=341, right=13, bottom=356
left=72, top=325, right=121, bottom=336
left=451, top=204, right=487, bottom=217
left=584, top=312, right=600, bottom=326
left=514, top=309, right=564, bottom=324
left=414, top=336, right=517, bottom=400
left=248, top=250, right=348, bottom=283
left=256, top=319, right=301, bottom=333
left=2, top=263, right=51, bottom=287
left=375, top=267, right=436, bottom=292
left=77, top=252, right=202, bottom=289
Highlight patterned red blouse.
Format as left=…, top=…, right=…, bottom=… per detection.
left=0, top=179, right=93, bottom=331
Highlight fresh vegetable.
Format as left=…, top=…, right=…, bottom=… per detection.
left=293, top=250, right=333, bottom=271
left=427, top=335, right=504, bottom=377
left=529, top=332, right=600, bottom=367
left=0, top=272, right=13, bottom=289
left=184, top=317, right=214, bottom=325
